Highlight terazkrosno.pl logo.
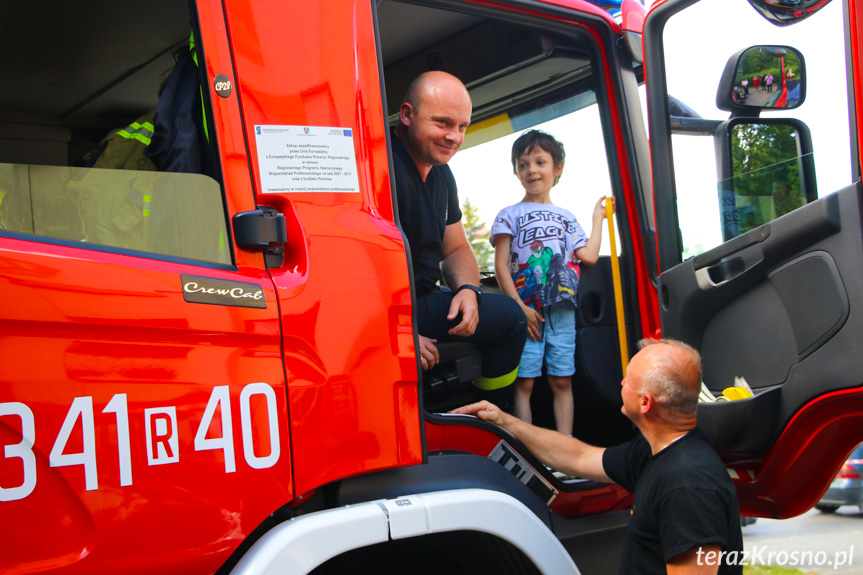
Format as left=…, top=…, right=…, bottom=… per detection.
left=697, top=545, right=854, bottom=570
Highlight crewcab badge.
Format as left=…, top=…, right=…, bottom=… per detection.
left=181, top=274, right=267, bottom=309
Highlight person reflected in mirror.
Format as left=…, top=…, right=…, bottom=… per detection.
left=391, top=71, right=527, bottom=393
left=490, top=130, right=613, bottom=435
left=451, top=339, right=744, bottom=575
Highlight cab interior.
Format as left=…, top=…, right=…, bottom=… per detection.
left=376, top=0, right=637, bottom=447
left=0, top=1, right=190, bottom=167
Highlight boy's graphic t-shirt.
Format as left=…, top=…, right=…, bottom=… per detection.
left=491, top=202, right=588, bottom=310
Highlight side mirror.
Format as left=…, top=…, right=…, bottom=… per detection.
left=747, top=0, right=833, bottom=27
left=716, top=46, right=806, bottom=113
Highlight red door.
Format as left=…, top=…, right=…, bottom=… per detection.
left=220, top=0, right=423, bottom=496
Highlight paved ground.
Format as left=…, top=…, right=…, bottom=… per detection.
left=742, top=506, right=863, bottom=573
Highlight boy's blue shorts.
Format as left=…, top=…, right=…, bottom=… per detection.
left=517, top=302, right=576, bottom=378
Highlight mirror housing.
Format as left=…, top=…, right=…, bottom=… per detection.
left=717, top=45, right=806, bottom=113
left=747, top=0, right=833, bottom=27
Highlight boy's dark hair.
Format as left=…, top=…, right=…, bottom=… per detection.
left=511, top=130, right=566, bottom=184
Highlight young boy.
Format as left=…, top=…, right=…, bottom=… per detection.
left=490, top=130, right=613, bottom=434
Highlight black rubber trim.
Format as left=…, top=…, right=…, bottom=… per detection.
left=0, top=230, right=238, bottom=271
left=424, top=412, right=612, bottom=494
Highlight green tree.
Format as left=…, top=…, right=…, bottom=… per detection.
left=462, top=198, right=494, bottom=272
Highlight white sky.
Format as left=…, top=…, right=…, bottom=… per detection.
left=448, top=0, right=850, bottom=258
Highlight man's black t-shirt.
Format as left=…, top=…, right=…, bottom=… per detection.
left=603, top=428, right=744, bottom=574
left=390, top=128, right=462, bottom=296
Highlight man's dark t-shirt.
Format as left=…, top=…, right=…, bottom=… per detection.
left=390, top=128, right=461, bottom=296
left=603, top=428, right=744, bottom=574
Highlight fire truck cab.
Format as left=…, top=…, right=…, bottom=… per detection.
left=1, top=0, right=863, bottom=573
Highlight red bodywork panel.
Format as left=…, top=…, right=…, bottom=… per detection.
left=0, top=1, right=301, bottom=572
left=725, top=386, right=863, bottom=519
left=851, top=0, right=863, bottom=170
left=0, top=241, right=292, bottom=575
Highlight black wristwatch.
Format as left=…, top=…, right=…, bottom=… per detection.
left=455, top=284, right=482, bottom=305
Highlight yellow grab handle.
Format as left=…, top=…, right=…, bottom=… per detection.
left=606, top=197, right=629, bottom=377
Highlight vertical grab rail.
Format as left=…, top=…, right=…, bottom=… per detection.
left=606, top=197, right=629, bottom=376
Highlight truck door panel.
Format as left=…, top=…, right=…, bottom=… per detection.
left=220, top=0, right=423, bottom=496
left=645, top=0, right=863, bottom=517
left=659, top=185, right=863, bottom=452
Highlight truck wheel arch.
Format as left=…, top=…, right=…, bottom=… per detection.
left=229, top=489, right=580, bottom=575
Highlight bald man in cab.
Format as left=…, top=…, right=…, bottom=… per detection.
left=391, top=71, right=526, bottom=393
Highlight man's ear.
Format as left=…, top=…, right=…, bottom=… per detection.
left=399, top=102, right=414, bottom=126
left=640, top=393, right=654, bottom=415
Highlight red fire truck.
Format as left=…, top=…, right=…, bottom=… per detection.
left=1, top=0, right=862, bottom=573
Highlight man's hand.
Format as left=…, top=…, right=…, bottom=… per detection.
left=440, top=221, right=481, bottom=336
left=418, top=335, right=440, bottom=371
left=447, top=288, right=479, bottom=336
left=449, top=400, right=510, bottom=428
left=452, top=400, right=611, bottom=483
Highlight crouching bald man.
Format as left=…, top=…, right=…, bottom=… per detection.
left=451, top=339, right=744, bottom=575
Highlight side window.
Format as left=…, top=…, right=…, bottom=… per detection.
left=0, top=3, right=230, bottom=265
left=661, top=0, right=851, bottom=259
left=721, top=121, right=815, bottom=242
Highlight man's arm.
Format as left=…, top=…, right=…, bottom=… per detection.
left=450, top=400, right=611, bottom=483
left=666, top=546, right=721, bottom=575
left=440, top=221, right=480, bottom=336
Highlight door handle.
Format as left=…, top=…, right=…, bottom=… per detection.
left=695, top=256, right=747, bottom=289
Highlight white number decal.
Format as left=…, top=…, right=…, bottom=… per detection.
left=240, top=383, right=280, bottom=469
left=0, top=402, right=37, bottom=501
left=145, top=406, right=179, bottom=465
left=194, top=386, right=236, bottom=473
left=6, top=382, right=281, bottom=499
left=49, top=397, right=98, bottom=491
left=103, top=394, right=132, bottom=486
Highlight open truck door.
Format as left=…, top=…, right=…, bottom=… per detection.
left=643, top=0, right=863, bottom=518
